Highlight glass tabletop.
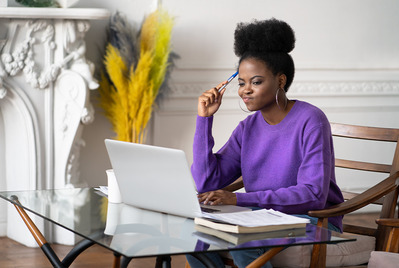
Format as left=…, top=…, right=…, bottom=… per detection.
left=0, top=188, right=355, bottom=259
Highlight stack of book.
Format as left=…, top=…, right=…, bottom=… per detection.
left=194, top=209, right=309, bottom=245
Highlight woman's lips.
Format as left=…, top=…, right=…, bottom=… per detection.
left=242, top=97, right=251, bottom=103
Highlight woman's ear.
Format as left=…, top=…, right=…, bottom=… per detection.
left=278, top=74, right=287, bottom=89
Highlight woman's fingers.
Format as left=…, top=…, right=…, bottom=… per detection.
left=197, top=81, right=228, bottom=117
left=216, top=81, right=227, bottom=91
left=198, top=190, right=236, bottom=205
left=202, top=91, right=216, bottom=106
left=198, top=191, right=214, bottom=204
left=202, top=82, right=227, bottom=106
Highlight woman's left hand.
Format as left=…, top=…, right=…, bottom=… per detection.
left=198, top=190, right=237, bottom=205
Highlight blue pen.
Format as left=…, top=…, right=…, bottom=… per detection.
left=218, top=71, right=238, bottom=92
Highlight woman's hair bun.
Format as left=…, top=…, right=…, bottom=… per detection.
left=234, top=18, right=296, bottom=57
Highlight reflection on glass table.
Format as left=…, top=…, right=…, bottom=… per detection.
left=0, top=188, right=355, bottom=268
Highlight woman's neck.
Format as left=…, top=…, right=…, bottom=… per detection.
left=261, top=100, right=295, bottom=125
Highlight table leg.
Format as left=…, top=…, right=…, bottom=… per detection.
left=113, top=253, right=121, bottom=268
left=120, top=256, right=132, bottom=267
left=155, top=255, right=171, bottom=268
left=11, top=195, right=66, bottom=267
left=62, top=238, right=96, bottom=266
left=10, top=195, right=96, bottom=268
left=120, top=255, right=173, bottom=268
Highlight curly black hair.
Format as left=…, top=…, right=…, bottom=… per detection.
left=234, top=18, right=296, bottom=91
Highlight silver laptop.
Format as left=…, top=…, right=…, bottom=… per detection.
left=104, top=139, right=250, bottom=218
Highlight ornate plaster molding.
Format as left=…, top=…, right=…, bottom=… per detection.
left=170, top=81, right=399, bottom=98
left=0, top=20, right=56, bottom=91
left=289, top=81, right=399, bottom=96
left=0, top=19, right=98, bottom=96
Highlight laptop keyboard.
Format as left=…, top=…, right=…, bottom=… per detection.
left=201, top=206, right=221, bottom=213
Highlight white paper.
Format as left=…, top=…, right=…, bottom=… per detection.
left=202, top=209, right=310, bottom=227
left=94, top=186, right=108, bottom=196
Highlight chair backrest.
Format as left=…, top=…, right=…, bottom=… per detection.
left=330, top=122, right=399, bottom=250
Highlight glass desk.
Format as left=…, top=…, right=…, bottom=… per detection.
left=0, top=188, right=355, bottom=268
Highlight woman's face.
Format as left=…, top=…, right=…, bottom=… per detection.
left=238, top=58, right=283, bottom=112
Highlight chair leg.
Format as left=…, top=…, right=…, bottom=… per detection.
left=310, top=243, right=326, bottom=268
left=310, top=218, right=328, bottom=268
left=246, top=247, right=285, bottom=268
left=386, top=227, right=399, bottom=252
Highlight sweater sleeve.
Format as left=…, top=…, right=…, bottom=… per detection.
left=191, top=115, right=242, bottom=193
left=236, top=122, right=335, bottom=214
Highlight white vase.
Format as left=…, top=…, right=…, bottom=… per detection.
left=106, top=169, right=122, bottom=203
left=104, top=202, right=121, bottom=235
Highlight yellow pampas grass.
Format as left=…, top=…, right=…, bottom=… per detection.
left=99, top=8, right=175, bottom=143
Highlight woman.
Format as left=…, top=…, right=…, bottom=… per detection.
left=189, top=18, right=344, bottom=267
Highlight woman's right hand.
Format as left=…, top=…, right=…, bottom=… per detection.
left=197, top=81, right=227, bottom=117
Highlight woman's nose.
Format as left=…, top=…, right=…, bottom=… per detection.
left=241, top=84, right=252, bottom=95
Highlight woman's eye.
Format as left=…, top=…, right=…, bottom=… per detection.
left=238, top=83, right=245, bottom=87
left=253, top=80, right=262, bottom=85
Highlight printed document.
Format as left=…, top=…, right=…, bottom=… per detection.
left=202, top=209, right=309, bottom=227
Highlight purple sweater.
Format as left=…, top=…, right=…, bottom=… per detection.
left=191, top=100, right=344, bottom=231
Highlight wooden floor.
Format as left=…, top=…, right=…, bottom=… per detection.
left=0, top=237, right=187, bottom=268
left=0, top=213, right=378, bottom=267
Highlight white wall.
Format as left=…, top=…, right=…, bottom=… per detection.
left=65, top=0, right=399, bottom=191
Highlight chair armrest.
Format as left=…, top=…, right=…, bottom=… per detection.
left=222, top=177, right=244, bottom=192
left=376, top=218, right=399, bottom=228
left=309, top=171, right=399, bottom=219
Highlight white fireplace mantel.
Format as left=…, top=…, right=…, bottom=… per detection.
left=0, top=7, right=109, bottom=246
left=0, top=7, right=110, bottom=19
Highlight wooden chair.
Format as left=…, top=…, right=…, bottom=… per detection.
left=248, top=122, right=399, bottom=267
